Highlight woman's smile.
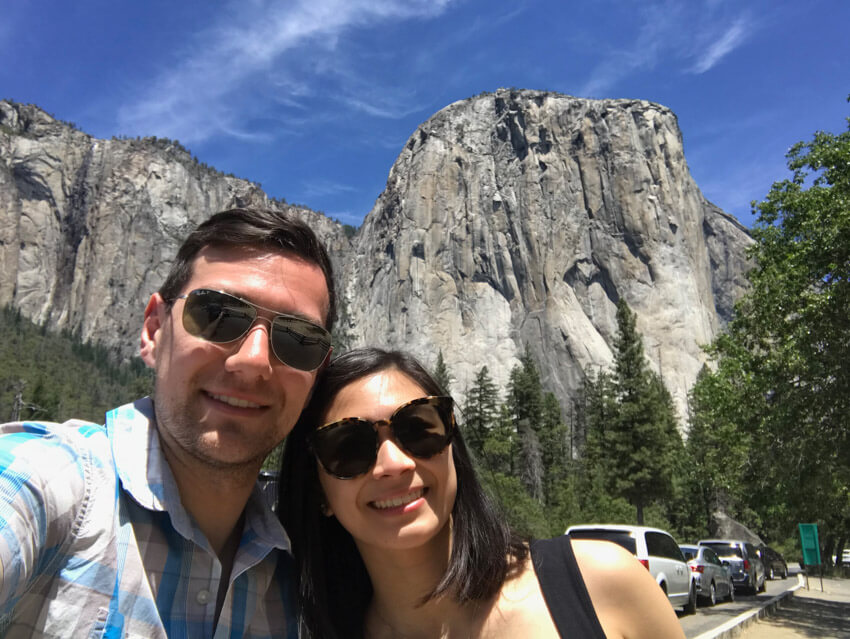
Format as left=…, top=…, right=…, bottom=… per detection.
left=369, top=487, right=427, bottom=511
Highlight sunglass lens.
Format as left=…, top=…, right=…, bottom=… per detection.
left=313, top=419, right=377, bottom=478
left=183, top=290, right=255, bottom=342
left=394, top=401, right=451, bottom=458
left=270, top=317, right=331, bottom=371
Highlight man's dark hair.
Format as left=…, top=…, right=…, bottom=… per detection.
left=278, top=347, right=528, bottom=639
left=158, top=207, right=336, bottom=331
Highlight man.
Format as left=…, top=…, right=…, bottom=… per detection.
left=0, top=207, right=335, bottom=637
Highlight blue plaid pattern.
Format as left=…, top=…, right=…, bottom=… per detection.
left=0, top=398, right=297, bottom=638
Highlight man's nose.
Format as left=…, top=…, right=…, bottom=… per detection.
left=224, top=321, right=274, bottom=379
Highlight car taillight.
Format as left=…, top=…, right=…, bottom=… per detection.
left=639, top=559, right=650, bottom=570
left=743, top=560, right=750, bottom=570
left=690, top=565, right=704, bottom=573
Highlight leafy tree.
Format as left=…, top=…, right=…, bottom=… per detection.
left=699, top=103, right=850, bottom=546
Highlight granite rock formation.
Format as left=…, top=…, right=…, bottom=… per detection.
left=0, top=91, right=752, bottom=424
left=343, top=89, right=752, bottom=421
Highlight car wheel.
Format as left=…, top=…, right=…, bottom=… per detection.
left=728, top=584, right=735, bottom=602
left=781, top=567, right=787, bottom=579
left=758, top=575, right=766, bottom=593
left=683, top=583, right=697, bottom=615
left=768, top=567, right=775, bottom=580
left=708, top=581, right=717, bottom=606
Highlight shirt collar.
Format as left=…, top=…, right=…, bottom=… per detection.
left=106, top=398, right=290, bottom=553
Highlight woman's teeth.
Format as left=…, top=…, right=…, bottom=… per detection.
left=371, top=488, right=425, bottom=510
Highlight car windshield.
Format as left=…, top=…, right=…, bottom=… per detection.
left=569, top=530, right=637, bottom=555
left=702, top=543, right=743, bottom=559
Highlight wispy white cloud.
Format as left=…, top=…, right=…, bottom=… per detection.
left=300, top=179, right=359, bottom=199
left=117, top=0, right=456, bottom=143
left=576, top=2, right=682, bottom=97
left=574, top=1, right=755, bottom=97
left=689, top=16, right=749, bottom=73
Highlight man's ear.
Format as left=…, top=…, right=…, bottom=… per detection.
left=140, top=293, right=168, bottom=369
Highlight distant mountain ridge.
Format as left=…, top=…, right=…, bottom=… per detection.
left=0, top=91, right=752, bottom=423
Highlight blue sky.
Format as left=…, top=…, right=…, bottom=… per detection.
left=3, top=0, right=848, bottom=228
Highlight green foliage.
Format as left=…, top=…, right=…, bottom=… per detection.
left=505, top=346, right=546, bottom=502
left=462, top=366, right=499, bottom=462
left=584, top=301, right=683, bottom=524
left=688, top=100, right=850, bottom=551
left=432, top=350, right=453, bottom=395
left=0, top=306, right=153, bottom=423
left=478, top=470, right=551, bottom=538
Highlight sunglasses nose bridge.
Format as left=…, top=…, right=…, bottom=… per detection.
left=226, top=318, right=277, bottom=372
left=372, top=422, right=416, bottom=475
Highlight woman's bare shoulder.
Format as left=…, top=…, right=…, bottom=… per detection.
left=571, top=539, right=686, bottom=639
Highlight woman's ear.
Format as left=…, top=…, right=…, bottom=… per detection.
left=319, top=491, right=334, bottom=517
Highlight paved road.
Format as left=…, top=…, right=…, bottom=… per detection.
left=679, top=575, right=795, bottom=638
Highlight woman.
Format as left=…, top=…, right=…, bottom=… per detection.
left=279, top=348, right=684, bottom=638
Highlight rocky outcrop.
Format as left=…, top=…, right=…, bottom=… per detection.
left=0, top=92, right=752, bottom=424
left=0, top=101, right=349, bottom=354
left=710, top=511, right=764, bottom=545
left=343, top=90, right=752, bottom=421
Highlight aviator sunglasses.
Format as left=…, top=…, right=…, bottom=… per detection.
left=309, top=396, right=455, bottom=479
left=172, top=288, right=332, bottom=371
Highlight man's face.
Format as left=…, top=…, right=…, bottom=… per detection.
left=140, top=244, right=330, bottom=472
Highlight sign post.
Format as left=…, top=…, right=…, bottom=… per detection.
left=798, top=523, right=823, bottom=591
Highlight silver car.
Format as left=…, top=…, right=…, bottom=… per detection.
left=567, top=524, right=696, bottom=613
left=680, top=544, right=735, bottom=605
left=698, top=539, right=766, bottom=595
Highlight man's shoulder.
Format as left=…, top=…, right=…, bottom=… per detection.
left=0, top=418, right=107, bottom=446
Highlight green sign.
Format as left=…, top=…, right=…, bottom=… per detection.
left=799, top=523, right=822, bottom=566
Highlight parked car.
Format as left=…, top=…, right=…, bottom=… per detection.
left=679, top=544, right=735, bottom=605
left=698, top=539, right=766, bottom=595
left=567, top=524, right=696, bottom=613
left=759, top=545, right=788, bottom=580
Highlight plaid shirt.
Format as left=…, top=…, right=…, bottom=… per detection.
left=0, top=398, right=297, bottom=638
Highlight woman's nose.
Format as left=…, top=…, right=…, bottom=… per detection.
left=372, top=435, right=416, bottom=477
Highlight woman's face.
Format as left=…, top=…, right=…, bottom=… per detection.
left=316, top=369, right=457, bottom=555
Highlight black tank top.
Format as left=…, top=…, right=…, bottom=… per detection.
left=530, top=535, right=607, bottom=638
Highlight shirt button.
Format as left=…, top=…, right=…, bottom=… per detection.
left=196, top=589, right=211, bottom=605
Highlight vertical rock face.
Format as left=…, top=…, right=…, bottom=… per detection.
left=0, top=92, right=752, bottom=424
left=342, top=90, right=752, bottom=420
left=0, top=101, right=348, bottom=354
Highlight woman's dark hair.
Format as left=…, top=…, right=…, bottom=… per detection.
left=158, top=207, right=336, bottom=331
left=278, top=347, right=528, bottom=639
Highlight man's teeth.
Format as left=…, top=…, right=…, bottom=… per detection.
left=209, top=393, right=262, bottom=408
left=372, top=488, right=424, bottom=510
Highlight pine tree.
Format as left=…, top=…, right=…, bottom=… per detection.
left=539, top=391, right=568, bottom=506
left=432, top=350, right=453, bottom=395
left=462, top=366, right=499, bottom=462
left=506, top=346, right=545, bottom=503
left=606, top=300, right=681, bottom=524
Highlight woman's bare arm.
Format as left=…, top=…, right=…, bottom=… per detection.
left=572, top=539, right=686, bottom=639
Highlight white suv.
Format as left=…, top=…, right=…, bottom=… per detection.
left=566, top=524, right=696, bottom=613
